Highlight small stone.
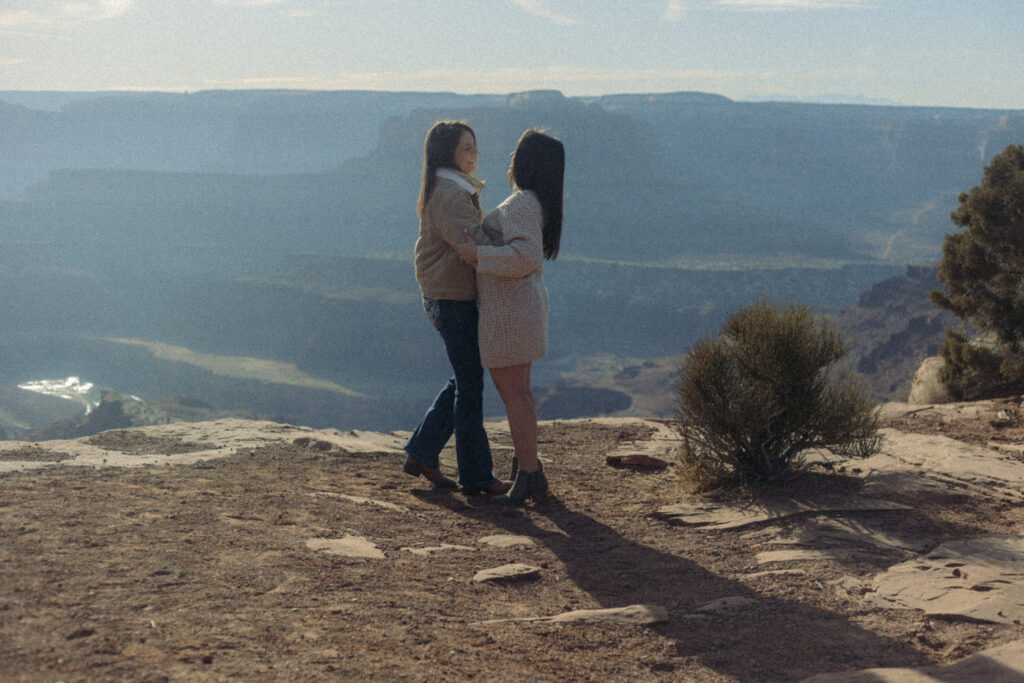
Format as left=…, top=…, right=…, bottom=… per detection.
left=743, top=569, right=807, bottom=579
left=693, top=596, right=755, bottom=614
left=991, top=410, right=1014, bottom=428
left=313, top=492, right=408, bottom=512
left=401, top=544, right=475, bottom=556
left=66, top=628, right=96, bottom=640
left=472, top=563, right=541, bottom=583
left=547, top=604, right=668, bottom=625
left=605, top=454, right=669, bottom=471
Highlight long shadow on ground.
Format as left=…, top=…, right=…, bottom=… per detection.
left=412, top=490, right=932, bottom=682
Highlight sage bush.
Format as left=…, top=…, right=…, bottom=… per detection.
left=675, top=298, right=880, bottom=488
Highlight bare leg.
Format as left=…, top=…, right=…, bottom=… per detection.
left=489, top=363, right=539, bottom=473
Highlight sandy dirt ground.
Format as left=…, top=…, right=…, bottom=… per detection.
left=2, top=409, right=1024, bottom=681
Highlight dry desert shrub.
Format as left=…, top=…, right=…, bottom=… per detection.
left=674, top=298, right=880, bottom=489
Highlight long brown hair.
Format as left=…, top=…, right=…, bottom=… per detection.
left=511, top=129, right=564, bottom=260
left=417, top=120, right=475, bottom=218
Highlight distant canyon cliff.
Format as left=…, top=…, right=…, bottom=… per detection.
left=1, top=89, right=1020, bottom=435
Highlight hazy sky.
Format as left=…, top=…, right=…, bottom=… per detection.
left=1, top=0, right=1022, bottom=109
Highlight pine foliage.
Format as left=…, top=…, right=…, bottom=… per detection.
left=930, top=144, right=1024, bottom=399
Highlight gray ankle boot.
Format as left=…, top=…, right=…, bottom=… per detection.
left=493, top=461, right=548, bottom=506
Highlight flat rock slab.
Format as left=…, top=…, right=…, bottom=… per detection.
left=757, top=548, right=867, bottom=564
left=472, top=563, right=540, bottom=583
left=751, top=517, right=928, bottom=555
left=692, top=596, right=755, bottom=614
left=0, top=418, right=407, bottom=473
left=478, top=534, right=536, bottom=548
left=795, top=517, right=929, bottom=553
left=857, top=428, right=1024, bottom=504
left=801, top=638, right=1024, bottom=682
left=870, top=535, right=1024, bottom=624
left=305, top=535, right=385, bottom=559
left=743, top=569, right=807, bottom=579
left=879, top=400, right=997, bottom=423
left=312, top=492, right=408, bottom=513
left=547, top=604, right=668, bottom=625
left=401, top=544, right=474, bottom=556
left=652, top=496, right=909, bottom=531
left=480, top=604, right=668, bottom=626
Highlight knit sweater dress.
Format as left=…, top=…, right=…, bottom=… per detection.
left=474, top=189, right=549, bottom=369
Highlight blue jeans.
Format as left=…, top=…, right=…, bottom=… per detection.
left=404, top=298, right=496, bottom=487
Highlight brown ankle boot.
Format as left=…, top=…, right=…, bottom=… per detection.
left=402, top=455, right=457, bottom=489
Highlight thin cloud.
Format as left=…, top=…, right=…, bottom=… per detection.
left=715, top=0, right=876, bottom=10
left=0, top=0, right=133, bottom=27
left=662, top=0, right=687, bottom=21
left=0, top=11, right=35, bottom=27
left=511, top=0, right=576, bottom=25
left=212, top=0, right=290, bottom=6
left=224, top=76, right=309, bottom=85
left=94, top=0, right=133, bottom=18
left=319, top=65, right=770, bottom=93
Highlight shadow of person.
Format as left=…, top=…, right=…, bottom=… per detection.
left=414, top=492, right=933, bottom=681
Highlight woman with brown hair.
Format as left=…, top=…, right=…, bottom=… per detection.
left=456, top=129, right=565, bottom=505
left=402, top=120, right=509, bottom=496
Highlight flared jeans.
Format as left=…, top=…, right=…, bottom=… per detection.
left=404, top=298, right=496, bottom=487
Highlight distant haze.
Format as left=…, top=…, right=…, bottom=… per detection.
left=2, top=88, right=1021, bottom=434
left=1, top=1, right=1023, bottom=110
left=740, top=94, right=903, bottom=107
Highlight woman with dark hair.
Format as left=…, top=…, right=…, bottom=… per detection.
left=403, top=120, right=509, bottom=496
left=456, top=129, right=565, bottom=505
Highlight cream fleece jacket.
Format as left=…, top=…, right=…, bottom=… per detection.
left=474, top=189, right=549, bottom=368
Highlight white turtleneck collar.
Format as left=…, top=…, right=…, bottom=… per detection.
left=436, top=167, right=484, bottom=194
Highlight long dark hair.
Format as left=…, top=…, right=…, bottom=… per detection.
left=510, top=129, right=564, bottom=260
left=417, top=120, right=475, bottom=218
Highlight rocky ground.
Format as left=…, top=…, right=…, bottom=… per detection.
left=3, top=401, right=1024, bottom=681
